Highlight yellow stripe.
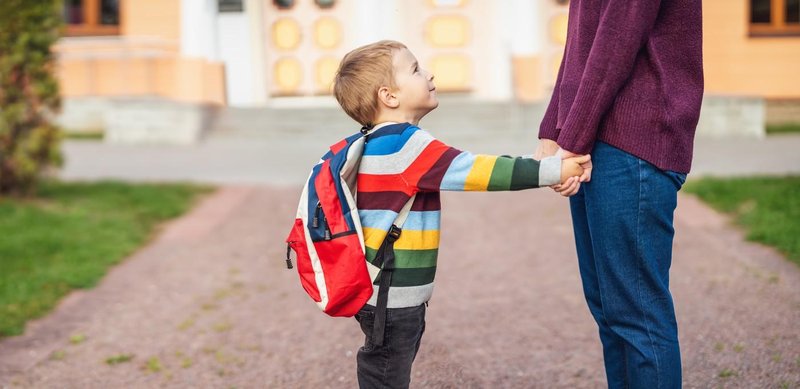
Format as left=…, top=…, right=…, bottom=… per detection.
left=363, top=227, right=440, bottom=251
left=464, top=155, right=497, bottom=191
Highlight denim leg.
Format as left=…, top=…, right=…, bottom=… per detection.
left=578, top=142, right=684, bottom=389
left=355, top=303, right=426, bottom=389
left=570, top=188, right=627, bottom=388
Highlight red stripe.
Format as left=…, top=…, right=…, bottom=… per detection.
left=356, top=173, right=414, bottom=195
left=314, top=160, right=347, bottom=235
left=402, top=140, right=451, bottom=188
left=330, top=139, right=347, bottom=155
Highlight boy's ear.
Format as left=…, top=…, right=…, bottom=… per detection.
left=377, top=86, right=399, bottom=109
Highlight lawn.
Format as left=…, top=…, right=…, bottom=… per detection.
left=0, top=181, right=213, bottom=337
left=766, top=123, right=800, bottom=135
left=683, top=176, right=800, bottom=266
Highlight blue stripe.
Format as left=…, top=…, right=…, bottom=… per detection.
left=359, top=209, right=441, bottom=231
left=363, top=124, right=419, bottom=156
left=440, top=152, right=473, bottom=190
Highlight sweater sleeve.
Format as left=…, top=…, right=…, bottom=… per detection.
left=401, top=129, right=562, bottom=192
left=539, top=48, right=567, bottom=141
left=557, top=0, right=662, bottom=154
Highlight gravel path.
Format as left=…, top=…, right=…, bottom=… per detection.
left=1, top=186, right=798, bottom=388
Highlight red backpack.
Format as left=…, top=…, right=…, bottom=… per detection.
left=285, top=128, right=413, bottom=318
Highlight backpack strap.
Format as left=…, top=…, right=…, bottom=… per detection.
left=371, top=194, right=415, bottom=346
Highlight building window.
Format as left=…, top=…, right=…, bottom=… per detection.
left=63, top=0, right=120, bottom=36
left=219, top=0, right=244, bottom=13
left=429, top=0, right=466, bottom=7
left=273, top=0, right=295, bottom=10
left=750, top=0, right=800, bottom=36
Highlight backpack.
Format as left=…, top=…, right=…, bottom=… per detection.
left=285, top=126, right=414, bottom=320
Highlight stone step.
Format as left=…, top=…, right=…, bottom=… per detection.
left=208, top=97, right=548, bottom=140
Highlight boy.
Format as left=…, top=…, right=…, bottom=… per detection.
left=332, top=40, right=587, bottom=388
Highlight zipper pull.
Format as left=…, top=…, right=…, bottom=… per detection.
left=285, top=244, right=294, bottom=269
left=312, top=202, right=321, bottom=228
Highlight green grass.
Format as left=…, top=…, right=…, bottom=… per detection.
left=63, top=131, right=104, bottom=140
left=766, top=123, right=800, bottom=135
left=684, top=176, right=800, bottom=265
left=0, top=181, right=213, bottom=337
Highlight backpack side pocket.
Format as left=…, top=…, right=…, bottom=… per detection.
left=287, top=218, right=321, bottom=302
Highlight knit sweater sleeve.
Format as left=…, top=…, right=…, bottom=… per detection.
left=401, top=129, right=562, bottom=192
left=539, top=48, right=567, bottom=141
left=557, top=0, right=662, bottom=154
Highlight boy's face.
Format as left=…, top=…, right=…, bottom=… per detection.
left=391, top=48, right=438, bottom=118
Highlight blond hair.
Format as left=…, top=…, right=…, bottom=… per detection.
left=333, top=40, right=407, bottom=127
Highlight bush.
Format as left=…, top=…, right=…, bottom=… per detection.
left=0, top=0, right=63, bottom=196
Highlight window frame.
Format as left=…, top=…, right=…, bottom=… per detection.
left=64, top=0, right=121, bottom=37
left=749, top=0, right=800, bottom=37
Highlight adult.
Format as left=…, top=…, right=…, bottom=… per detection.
left=534, top=0, right=704, bottom=387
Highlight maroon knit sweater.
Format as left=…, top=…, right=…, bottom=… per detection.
left=539, top=0, right=704, bottom=173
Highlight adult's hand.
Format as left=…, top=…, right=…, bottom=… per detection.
left=553, top=176, right=581, bottom=197
left=558, top=148, right=593, bottom=183
left=534, top=138, right=560, bottom=160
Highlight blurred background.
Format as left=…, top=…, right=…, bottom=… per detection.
left=54, top=0, right=799, bottom=144
left=2, top=2, right=800, bottom=387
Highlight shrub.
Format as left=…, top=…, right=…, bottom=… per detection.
left=0, top=0, right=63, bottom=196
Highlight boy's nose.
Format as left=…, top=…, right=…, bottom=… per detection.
left=428, top=72, right=434, bottom=81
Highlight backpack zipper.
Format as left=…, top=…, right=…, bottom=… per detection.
left=323, top=214, right=331, bottom=240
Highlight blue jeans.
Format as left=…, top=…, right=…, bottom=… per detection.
left=569, top=142, right=686, bottom=389
left=355, top=303, right=426, bottom=389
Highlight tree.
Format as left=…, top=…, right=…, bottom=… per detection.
left=0, top=0, right=63, bottom=196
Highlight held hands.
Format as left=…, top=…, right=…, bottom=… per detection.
left=556, top=154, right=590, bottom=196
left=534, top=139, right=593, bottom=197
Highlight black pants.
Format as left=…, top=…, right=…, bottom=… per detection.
left=355, top=303, right=427, bottom=389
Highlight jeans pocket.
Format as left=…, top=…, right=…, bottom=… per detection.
left=356, top=307, right=376, bottom=352
left=665, top=170, right=687, bottom=190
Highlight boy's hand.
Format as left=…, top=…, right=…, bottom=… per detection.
left=560, top=154, right=589, bottom=182
left=555, top=155, right=590, bottom=197
left=559, top=149, right=593, bottom=183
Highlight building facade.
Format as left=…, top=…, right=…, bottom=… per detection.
left=54, top=0, right=800, bottom=135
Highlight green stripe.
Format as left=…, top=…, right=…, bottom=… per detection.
left=366, top=247, right=438, bottom=268
left=510, top=157, right=540, bottom=190
left=374, top=266, right=437, bottom=287
left=487, top=156, right=514, bottom=190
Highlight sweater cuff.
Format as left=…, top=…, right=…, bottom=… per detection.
left=538, top=155, right=561, bottom=186
left=538, top=109, right=560, bottom=141
left=556, top=81, right=606, bottom=154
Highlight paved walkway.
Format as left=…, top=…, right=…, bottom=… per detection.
left=1, top=133, right=799, bottom=387
left=57, top=133, right=800, bottom=185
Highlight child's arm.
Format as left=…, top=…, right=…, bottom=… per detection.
left=399, top=128, right=577, bottom=192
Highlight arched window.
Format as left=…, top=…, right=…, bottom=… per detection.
left=315, top=0, right=335, bottom=9
left=273, top=0, right=295, bottom=10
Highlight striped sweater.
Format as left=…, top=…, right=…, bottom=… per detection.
left=358, top=122, right=562, bottom=308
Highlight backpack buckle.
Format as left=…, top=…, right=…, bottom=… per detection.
left=387, top=225, right=402, bottom=240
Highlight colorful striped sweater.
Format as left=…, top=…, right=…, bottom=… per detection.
left=358, top=122, right=562, bottom=308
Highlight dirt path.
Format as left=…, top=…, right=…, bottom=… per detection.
left=1, top=187, right=798, bottom=388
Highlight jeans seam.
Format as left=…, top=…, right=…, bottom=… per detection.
left=636, top=159, right=662, bottom=389
left=380, top=310, right=392, bottom=385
